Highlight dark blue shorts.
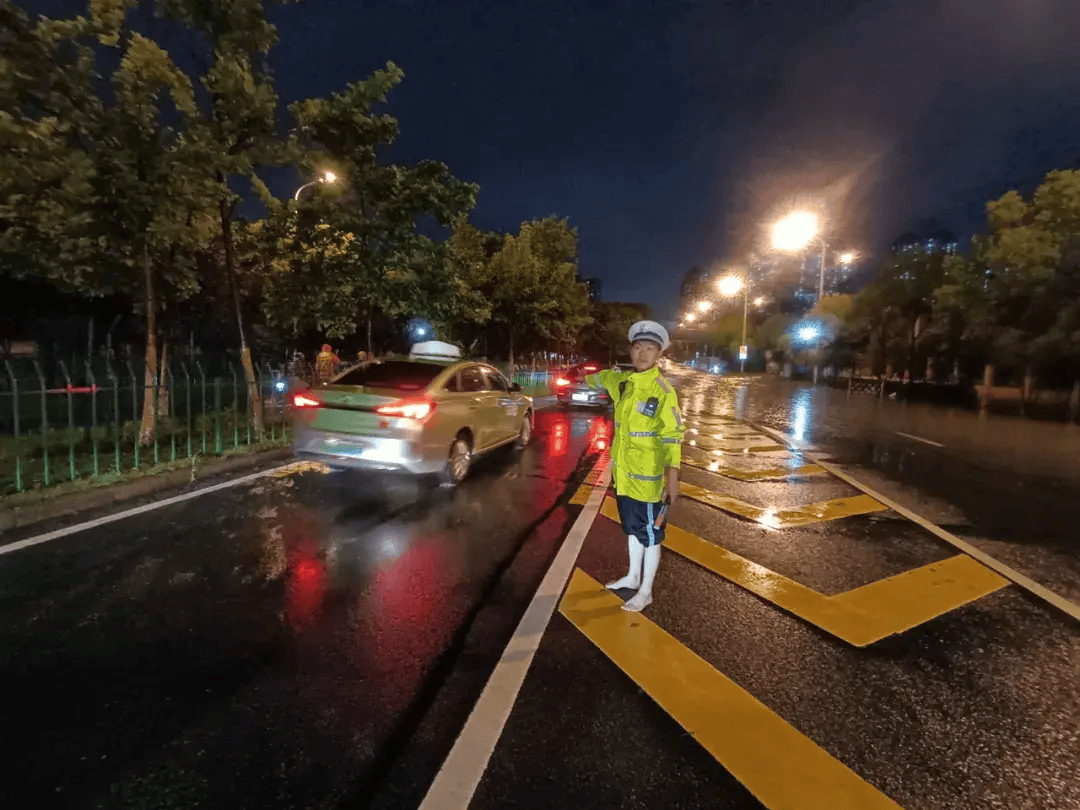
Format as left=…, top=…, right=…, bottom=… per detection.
left=616, top=495, right=666, bottom=547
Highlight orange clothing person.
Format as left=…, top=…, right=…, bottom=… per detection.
left=315, top=344, right=340, bottom=381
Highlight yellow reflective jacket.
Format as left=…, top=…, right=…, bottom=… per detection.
left=586, top=365, right=685, bottom=502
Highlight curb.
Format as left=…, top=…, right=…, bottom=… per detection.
left=0, top=448, right=292, bottom=534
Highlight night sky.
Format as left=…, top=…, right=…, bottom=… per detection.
left=263, top=0, right=1080, bottom=318
left=26, top=0, right=1080, bottom=319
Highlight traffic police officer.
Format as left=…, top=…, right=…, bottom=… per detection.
left=585, top=320, right=685, bottom=611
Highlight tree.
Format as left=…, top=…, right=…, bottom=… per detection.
left=170, top=0, right=301, bottom=433
left=263, top=64, right=478, bottom=349
left=0, top=1, right=218, bottom=443
left=756, top=313, right=793, bottom=351
left=935, top=170, right=1080, bottom=390
left=486, top=217, right=589, bottom=366
left=580, top=302, right=647, bottom=363
left=707, top=314, right=745, bottom=357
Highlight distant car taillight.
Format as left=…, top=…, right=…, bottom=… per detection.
left=376, top=398, right=436, bottom=421
left=293, top=392, right=320, bottom=408
left=555, top=377, right=571, bottom=387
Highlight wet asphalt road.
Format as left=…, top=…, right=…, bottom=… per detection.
left=4, top=370, right=1080, bottom=809
left=473, top=368, right=1080, bottom=810
left=0, top=406, right=608, bottom=809
left=737, top=375, right=1080, bottom=604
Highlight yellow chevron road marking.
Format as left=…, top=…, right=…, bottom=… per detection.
left=559, top=568, right=906, bottom=808
left=679, top=481, right=888, bottom=527
left=597, top=498, right=1008, bottom=647
left=682, top=458, right=825, bottom=481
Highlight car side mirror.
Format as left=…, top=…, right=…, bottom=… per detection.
left=510, top=382, right=522, bottom=393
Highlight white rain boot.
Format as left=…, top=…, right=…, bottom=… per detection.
left=623, top=545, right=661, bottom=612
left=606, top=535, right=644, bottom=591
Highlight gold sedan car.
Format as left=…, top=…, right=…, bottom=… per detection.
left=291, top=346, right=533, bottom=485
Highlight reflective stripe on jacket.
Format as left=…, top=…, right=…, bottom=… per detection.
left=586, top=365, right=685, bottom=502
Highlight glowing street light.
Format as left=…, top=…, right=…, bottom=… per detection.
left=771, top=211, right=819, bottom=252
left=798, top=325, right=819, bottom=342
left=753, top=296, right=766, bottom=306
left=294, top=170, right=338, bottom=200
left=840, top=251, right=857, bottom=264
left=686, top=312, right=696, bottom=322
left=716, top=275, right=743, bottom=297
left=697, top=300, right=712, bottom=312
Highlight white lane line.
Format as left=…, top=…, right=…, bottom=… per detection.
left=816, top=458, right=1080, bottom=625
left=419, top=458, right=612, bottom=810
left=894, top=431, right=945, bottom=448
left=0, top=462, right=298, bottom=557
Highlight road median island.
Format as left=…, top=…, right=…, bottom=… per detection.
left=0, top=440, right=292, bottom=533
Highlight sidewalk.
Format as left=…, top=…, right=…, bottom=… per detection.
left=423, top=408, right=1076, bottom=810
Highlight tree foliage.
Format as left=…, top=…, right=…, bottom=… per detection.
left=261, top=64, right=479, bottom=348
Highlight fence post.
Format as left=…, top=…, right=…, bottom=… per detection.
left=229, top=364, right=240, bottom=448
left=181, top=361, right=193, bottom=459
left=5, top=360, right=23, bottom=492
left=151, top=358, right=160, bottom=466
left=107, top=360, right=121, bottom=474
left=196, top=361, right=208, bottom=455
left=126, top=359, right=140, bottom=471
left=253, top=362, right=263, bottom=444
left=167, top=360, right=177, bottom=463
left=264, top=362, right=276, bottom=442
left=57, top=360, right=77, bottom=482
left=214, top=377, right=223, bottom=454
left=32, top=360, right=50, bottom=486
left=85, top=360, right=99, bottom=478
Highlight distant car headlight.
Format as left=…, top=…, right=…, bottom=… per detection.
left=274, top=380, right=288, bottom=392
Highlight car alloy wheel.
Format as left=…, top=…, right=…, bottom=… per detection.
left=445, top=437, right=471, bottom=485
left=515, top=413, right=531, bottom=448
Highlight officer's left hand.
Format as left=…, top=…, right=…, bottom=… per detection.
left=657, top=474, right=679, bottom=527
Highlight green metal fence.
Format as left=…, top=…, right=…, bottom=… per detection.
left=510, top=370, right=554, bottom=394
left=0, top=356, right=294, bottom=496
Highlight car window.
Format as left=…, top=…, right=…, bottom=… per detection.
left=460, top=365, right=488, bottom=393
left=332, top=361, right=443, bottom=392
left=443, top=370, right=463, bottom=393
left=485, top=368, right=510, bottom=392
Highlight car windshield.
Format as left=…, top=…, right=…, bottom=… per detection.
left=331, top=361, right=444, bottom=392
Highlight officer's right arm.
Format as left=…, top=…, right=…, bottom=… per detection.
left=585, top=369, right=627, bottom=399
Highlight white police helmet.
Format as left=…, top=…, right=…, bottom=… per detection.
left=628, top=320, right=670, bottom=351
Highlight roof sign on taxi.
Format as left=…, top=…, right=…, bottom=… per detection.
left=409, top=340, right=461, bottom=360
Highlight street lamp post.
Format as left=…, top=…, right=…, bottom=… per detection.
left=294, top=170, right=338, bottom=200
left=772, top=211, right=852, bottom=385
left=717, top=275, right=750, bottom=372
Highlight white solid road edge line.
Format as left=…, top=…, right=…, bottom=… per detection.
left=418, top=458, right=612, bottom=810
left=0, top=462, right=299, bottom=557
left=815, top=458, right=1080, bottom=624
left=894, top=431, right=946, bottom=448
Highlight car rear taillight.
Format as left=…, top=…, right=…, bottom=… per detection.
left=555, top=377, right=571, bottom=387
left=293, top=392, right=320, bottom=408
left=375, top=398, right=436, bottom=421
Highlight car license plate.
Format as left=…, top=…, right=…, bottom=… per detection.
left=324, top=436, right=367, bottom=452
left=572, top=393, right=589, bottom=402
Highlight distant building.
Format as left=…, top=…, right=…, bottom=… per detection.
left=891, top=228, right=958, bottom=255
left=791, top=252, right=859, bottom=308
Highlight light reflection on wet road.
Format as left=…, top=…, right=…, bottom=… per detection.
left=4, top=369, right=1080, bottom=808
left=0, top=406, right=607, bottom=809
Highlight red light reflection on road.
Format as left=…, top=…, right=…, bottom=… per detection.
left=550, top=419, right=569, bottom=456
left=587, top=418, right=611, bottom=450
left=285, top=552, right=326, bottom=629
